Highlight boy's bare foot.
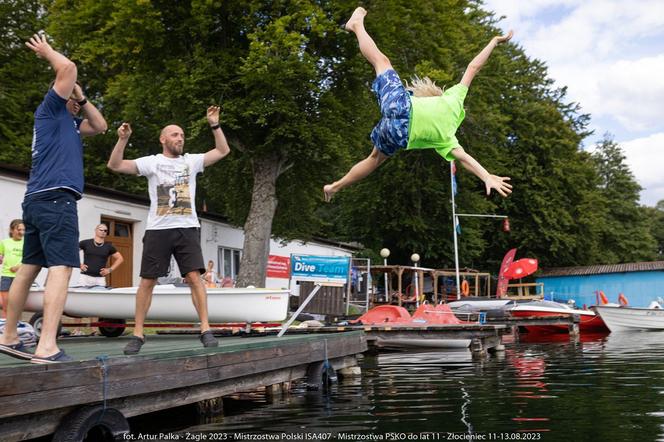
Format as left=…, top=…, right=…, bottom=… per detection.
left=494, top=30, right=514, bottom=44
left=344, top=7, right=367, bottom=32
left=323, top=184, right=337, bottom=202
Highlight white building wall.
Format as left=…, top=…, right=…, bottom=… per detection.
left=0, top=173, right=354, bottom=288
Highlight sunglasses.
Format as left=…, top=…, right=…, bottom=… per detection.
left=98, top=228, right=108, bottom=232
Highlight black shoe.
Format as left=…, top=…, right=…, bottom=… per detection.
left=123, top=336, right=145, bottom=355
left=200, top=330, right=218, bottom=348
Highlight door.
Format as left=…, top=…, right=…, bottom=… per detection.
left=100, top=218, right=134, bottom=288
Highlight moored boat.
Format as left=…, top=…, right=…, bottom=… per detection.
left=352, top=303, right=473, bottom=349
left=510, top=300, right=609, bottom=333
left=448, top=297, right=515, bottom=320
left=25, top=284, right=290, bottom=323
left=595, top=302, right=664, bottom=332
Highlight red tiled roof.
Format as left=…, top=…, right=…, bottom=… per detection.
left=538, top=261, right=664, bottom=277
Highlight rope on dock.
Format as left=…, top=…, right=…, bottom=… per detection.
left=95, top=355, right=110, bottom=424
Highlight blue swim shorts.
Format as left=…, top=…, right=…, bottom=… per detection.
left=370, top=69, right=411, bottom=156
left=22, top=190, right=80, bottom=268
left=0, top=276, right=13, bottom=292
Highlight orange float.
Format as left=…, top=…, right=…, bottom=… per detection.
left=618, top=293, right=629, bottom=306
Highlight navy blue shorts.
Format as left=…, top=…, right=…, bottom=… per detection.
left=0, top=276, right=13, bottom=291
left=370, top=69, right=411, bottom=156
left=22, top=190, right=80, bottom=268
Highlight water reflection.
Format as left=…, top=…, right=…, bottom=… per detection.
left=157, top=333, right=664, bottom=441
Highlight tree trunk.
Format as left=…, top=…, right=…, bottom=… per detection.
left=235, top=152, right=284, bottom=287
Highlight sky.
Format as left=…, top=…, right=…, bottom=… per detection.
left=482, top=0, right=664, bottom=206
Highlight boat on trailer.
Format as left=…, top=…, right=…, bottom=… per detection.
left=25, top=284, right=290, bottom=323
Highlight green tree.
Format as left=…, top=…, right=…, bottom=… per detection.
left=46, top=0, right=368, bottom=286
left=321, top=0, right=605, bottom=271
left=591, top=135, right=657, bottom=262
left=652, top=200, right=664, bottom=257
left=0, top=0, right=50, bottom=166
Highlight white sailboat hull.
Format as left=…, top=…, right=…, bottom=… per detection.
left=25, top=285, right=290, bottom=323
left=595, top=305, right=664, bottom=332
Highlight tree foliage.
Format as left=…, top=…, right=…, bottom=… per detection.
left=0, top=0, right=659, bottom=283
left=0, top=0, right=50, bottom=166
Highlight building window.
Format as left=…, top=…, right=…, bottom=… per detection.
left=218, top=247, right=241, bottom=279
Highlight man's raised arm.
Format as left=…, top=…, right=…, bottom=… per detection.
left=73, top=83, right=108, bottom=136
left=203, top=106, right=231, bottom=167
left=108, top=123, right=139, bottom=175
left=26, top=32, right=76, bottom=100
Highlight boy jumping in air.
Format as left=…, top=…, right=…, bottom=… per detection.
left=324, top=7, right=513, bottom=201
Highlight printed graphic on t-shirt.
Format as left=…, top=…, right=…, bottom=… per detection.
left=155, top=162, right=193, bottom=216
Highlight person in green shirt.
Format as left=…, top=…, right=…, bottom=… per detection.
left=324, top=7, right=513, bottom=202
left=0, top=219, right=25, bottom=318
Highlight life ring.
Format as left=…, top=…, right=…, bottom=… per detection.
left=598, top=291, right=609, bottom=305
left=461, top=280, right=470, bottom=297
left=618, top=293, right=629, bottom=306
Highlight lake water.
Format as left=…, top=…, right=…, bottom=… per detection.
left=128, top=331, right=664, bottom=442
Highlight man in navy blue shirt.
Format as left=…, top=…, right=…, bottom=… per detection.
left=0, top=32, right=107, bottom=364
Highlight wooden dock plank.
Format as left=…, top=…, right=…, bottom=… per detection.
left=0, top=332, right=366, bottom=419
left=0, top=355, right=360, bottom=441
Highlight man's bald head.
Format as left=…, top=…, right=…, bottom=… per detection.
left=159, top=124, right=185, bottom=157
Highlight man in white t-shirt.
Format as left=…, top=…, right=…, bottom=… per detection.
left=107, top=106, right=230, bottom=355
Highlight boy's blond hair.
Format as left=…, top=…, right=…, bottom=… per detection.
left=405, top=76, right=444, bottom=97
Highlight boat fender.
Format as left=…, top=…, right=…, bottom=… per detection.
left=461, top=280, right=470, bottom=297
left=618, top=293, right=629, bottom=306
left=598, top=291, right=609, bottom=305
left=305, top=361, right=337, bottom=391
left=52, top=405, right=129, bottom=442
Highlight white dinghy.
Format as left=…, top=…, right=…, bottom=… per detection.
left=595, top=302, right=664, bottom=332
left=25, top=284, right=290, bottom=323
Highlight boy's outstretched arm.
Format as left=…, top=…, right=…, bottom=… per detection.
left=451, top=147, right=512, bottom=197
left=461, top=30, right=513, bottom=88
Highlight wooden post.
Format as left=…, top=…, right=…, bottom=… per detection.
left=265, top=384, right=279, bottom=403
left=569, top=315, right=580, bottom=342
left=339, top=364, right=362, bottom=378
left=196, top=397, right=224, bottom=418
left=470, top=338, right=487, bottom=359
left=397, top=268, right=403, bottom=306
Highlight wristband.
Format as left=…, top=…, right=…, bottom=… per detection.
left=210, top=124, right=220, bottom=130
left=77, top=98, right=88, bottom=106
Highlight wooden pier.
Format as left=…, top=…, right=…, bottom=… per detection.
left=296, top=324, right=509, bottom=356
left=0, top=332, right=366, bottom=441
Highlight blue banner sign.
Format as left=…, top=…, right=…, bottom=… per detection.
left=290, top=255, right=350, bottom=283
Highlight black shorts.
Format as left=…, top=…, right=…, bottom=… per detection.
left=140, top=228, right=205, bottom=279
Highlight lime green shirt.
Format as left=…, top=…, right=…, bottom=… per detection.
left=0, top=238, right=24, bottom=278
left=406, top=84, right=468, bottom=161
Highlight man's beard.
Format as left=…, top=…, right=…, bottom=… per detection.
left=167, top=142, right=183, bottom=155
